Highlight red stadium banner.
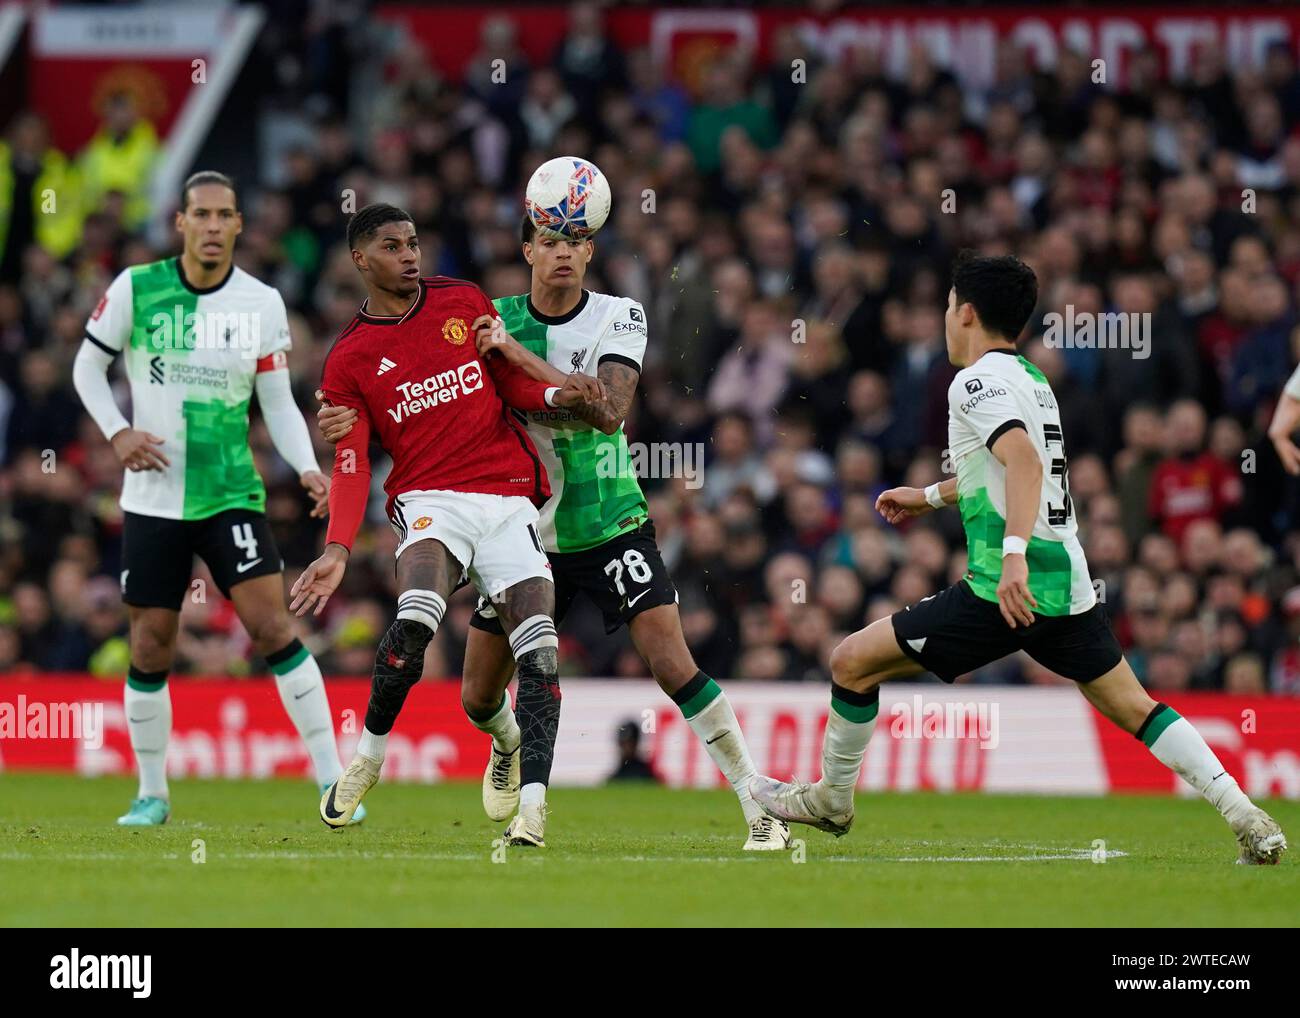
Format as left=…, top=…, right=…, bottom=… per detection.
left=29, top=6, right=237, bottom=152
left=1091, top=694, right=1300, bottom=798
left=0, top=675, right=476, bottom=783
left=377, top=5, right=1300, bottom=94
left=2, top=677, right=1297, bottom=798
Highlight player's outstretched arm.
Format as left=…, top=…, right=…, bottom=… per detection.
left=472, top=314, right=568, bottom=386
left=487, top=346, right=606, bottom=411
left=473, top=314, right=615, bottom=420
left=875, top=477, right=956, bottom=524
left=989, top=427, right=1042, bottom=629
left=291, top=409, right=372, bottom=618
left=291, top=427, right=371, bottom=616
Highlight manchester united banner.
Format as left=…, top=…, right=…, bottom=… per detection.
left=30, top=6, right=235, bottom=152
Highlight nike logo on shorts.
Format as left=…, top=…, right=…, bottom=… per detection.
left=236, top=558, right=264, bottom=574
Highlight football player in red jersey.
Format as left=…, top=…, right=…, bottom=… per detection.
left=290, top=204, right=604, bottom=845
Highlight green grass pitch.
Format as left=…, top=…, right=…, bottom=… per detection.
left=1, top=773, right=1295, bottom=927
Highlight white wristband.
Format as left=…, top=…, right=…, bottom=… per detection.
left=544, top=386, right=561, bottom=407
left=924, top=483, right=945, bottom=509
left=1002, top=536, right=1028, bottom=557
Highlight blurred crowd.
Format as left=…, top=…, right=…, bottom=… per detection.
left=3, top=4, right=1300, bottom=695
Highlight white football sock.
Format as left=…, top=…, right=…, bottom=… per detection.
left=520, top=782, right=546, bottom=809
left=1144, top=708, right=1254, bottom=829
left=818, top=689, right=880, bottom=799
left=269, top=644, right=343, bottom=786
left=357, top=726, right=388, bottom=765
left=682, top=690, right=762, bottom=823
left=125, top=682, right=171, bottom=800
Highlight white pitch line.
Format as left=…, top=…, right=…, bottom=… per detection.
left=0, top=846, right=1124, bottom=864
left=831, top=852, right=1128, bottom=863
left=0, top=851, right=486, bottom=862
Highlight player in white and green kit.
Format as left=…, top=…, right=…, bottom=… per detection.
left=751, top=252, right=1286, bottom=865
left=318, top=214, right=789, bottom=850
left=73, top=172, right=360, bottom=827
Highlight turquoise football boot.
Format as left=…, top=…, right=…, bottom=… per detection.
left=321, top=784, right=367, bottom=825
left=116, top=797, right=170, bottom=826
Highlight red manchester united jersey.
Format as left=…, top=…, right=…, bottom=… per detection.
left=321, top=276, right=555, bottom=549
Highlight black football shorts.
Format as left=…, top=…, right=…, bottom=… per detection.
left=121, top=509, right=283, bottom=609
left=891, top=579, right=1123, bottom=683
left=471, top=519, right=678, bottom=636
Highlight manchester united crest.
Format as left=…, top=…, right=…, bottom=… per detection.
left=442, top=317, right=468, bottom=345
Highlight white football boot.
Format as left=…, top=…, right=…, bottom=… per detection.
left=320, top=753, right=381, bottom=829
left=504, top=802, right=547, bottom=848
left=482, top=743, right=520, bottom=822
left=1234, top=807, right=1287, bottom=865
left=749, top=775, right=854, bottom=837
left=743, top=812, right=792, bottom=851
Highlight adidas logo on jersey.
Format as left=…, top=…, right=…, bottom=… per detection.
left=377, top=357, right=397, bottom=375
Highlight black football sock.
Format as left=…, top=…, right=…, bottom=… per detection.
left=514, top=646, right=561, bottom=792
left=363, top=618, right=434, bottom=738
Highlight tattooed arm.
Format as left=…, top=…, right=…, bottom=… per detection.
left=473, top=311, right=638, bottom=434
left=572, top=357, right=639, bottom=435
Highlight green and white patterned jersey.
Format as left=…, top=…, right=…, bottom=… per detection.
left=493, top=289, right=649, bottom=553
left=948, top=348, right=1095, bottom=616
left=85, top=257, right=292, bottom=521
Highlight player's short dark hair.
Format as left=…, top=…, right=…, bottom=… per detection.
left=520, top=213, right=536, bottom=244
left=348, top=203, right=414, bottom=251
left=951, top=250, right=1038, bottom=342
left=181, top=171, right=237, bottom=211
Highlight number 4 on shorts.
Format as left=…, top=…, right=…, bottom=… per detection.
left=232, top=522, right=259, bottom=560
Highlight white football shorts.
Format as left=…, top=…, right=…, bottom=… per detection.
left=389, top=489, right=552, bottom=598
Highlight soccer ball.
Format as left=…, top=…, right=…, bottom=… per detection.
left=524, top=156, right=612, bottom=240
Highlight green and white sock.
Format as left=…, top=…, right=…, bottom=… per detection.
left=466, top=690, right=521, bottom=753
left=672, top=671, right=762, bottom=823
left=267, top=639, right=342, bottom=786
left=1139, top=704, right=1253, bottom=829
left=125, top=666, right=171, bottom=800
left=819, top=683, right=880, bottom=797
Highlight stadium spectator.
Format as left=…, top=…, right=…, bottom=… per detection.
left=607, top=720, right=658, bottom=783
left=553, top=2, right=626, bottom=122
left=1147, top=400, right=1243, bottom=541
left=77, top=92, right=159, bottom=231
left=0, top=114, right=82, bottom=279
